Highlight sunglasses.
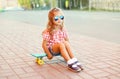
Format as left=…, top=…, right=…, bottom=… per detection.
left=54, top=15, right=64, bottom=21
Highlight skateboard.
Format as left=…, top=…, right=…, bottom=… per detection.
left=31, top=53, right=47, bottom=65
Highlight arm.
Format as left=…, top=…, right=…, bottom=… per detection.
left=42, top=40, right=53, bottom=59
left=64, top=32, right=69, bottom=42
left=64, top=36, right=69, bottom=42
left=63, top=29, right=69, bottom=42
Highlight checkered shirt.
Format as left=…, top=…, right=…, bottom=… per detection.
left=42, top=29, right=68, bottom=48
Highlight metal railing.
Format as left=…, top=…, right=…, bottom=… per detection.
left=1, top=0, right=119, bottom=11
left=89, top=0, right=120, bottom=11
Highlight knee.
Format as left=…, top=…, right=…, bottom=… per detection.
left=59, top=42, right=66, bottom=49
left=63, top=41, right=70, bottom=46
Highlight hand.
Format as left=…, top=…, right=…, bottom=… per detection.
left=47, top=54, right=53, bottom=60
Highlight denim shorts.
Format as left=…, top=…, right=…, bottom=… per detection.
left=48, top=47, right=60, bottom=56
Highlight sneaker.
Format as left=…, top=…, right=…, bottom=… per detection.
left=75, top=61, right=84, bottom=70
left=68, top=63, right=81, bottom=72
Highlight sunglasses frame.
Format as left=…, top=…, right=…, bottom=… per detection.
left=54, top=15, right=64, bottom=21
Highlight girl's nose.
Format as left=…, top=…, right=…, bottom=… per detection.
left=58, top=18, right=61, bottom=21
left=58, top=18, right=63, bottom=22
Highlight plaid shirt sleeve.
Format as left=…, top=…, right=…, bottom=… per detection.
left=42, top=31, right=50, bottom=41
left=63, top=29, right=68, bottom=39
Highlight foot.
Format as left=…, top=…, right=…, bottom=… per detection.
left=75, top=61, right=84, bottom=70
left=68, top=63, right=81, bottom=72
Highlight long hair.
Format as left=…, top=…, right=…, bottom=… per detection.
left=47, top=7, right=64, bottom=35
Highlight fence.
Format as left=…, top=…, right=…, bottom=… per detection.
left=89, top=0, right=120, bottom=11
left=1, top=0, right=119, bottom=11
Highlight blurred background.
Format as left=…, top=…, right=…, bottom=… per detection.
left=0, top=0, right=120, bottom=44
left=0, top=0, right=120, bottom=11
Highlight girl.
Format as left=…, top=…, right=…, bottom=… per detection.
left=42, top=7, right=83, bottom=72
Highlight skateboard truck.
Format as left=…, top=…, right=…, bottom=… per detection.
left=31, top=53, right=47, bottom=65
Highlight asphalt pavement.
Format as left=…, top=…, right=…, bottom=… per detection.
left=0, top=10, right=120, bottom=44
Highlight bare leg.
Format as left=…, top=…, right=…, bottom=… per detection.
left=52, top=43, right=71, bottom=61
left=52, top=43, right=82, bottom=72
left=63, top=41, right=74, bottom=58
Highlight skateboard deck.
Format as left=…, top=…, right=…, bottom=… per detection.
left=31, top=53, right=47, bottom=58
left=31, top=53, right=47, bottom=65
left=31, top=53, right=61, bottom=65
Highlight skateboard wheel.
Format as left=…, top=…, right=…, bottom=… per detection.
left=37, top=59, right=44, bottom=65
left=36, top=58, right=39, bottom=62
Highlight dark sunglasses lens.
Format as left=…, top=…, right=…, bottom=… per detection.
left=54, top=16, right=59, bottom=21
left=60, top=16, right=64, bottom=20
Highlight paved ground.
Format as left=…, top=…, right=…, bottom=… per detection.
left=0, top=11, right=120, bottom=79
